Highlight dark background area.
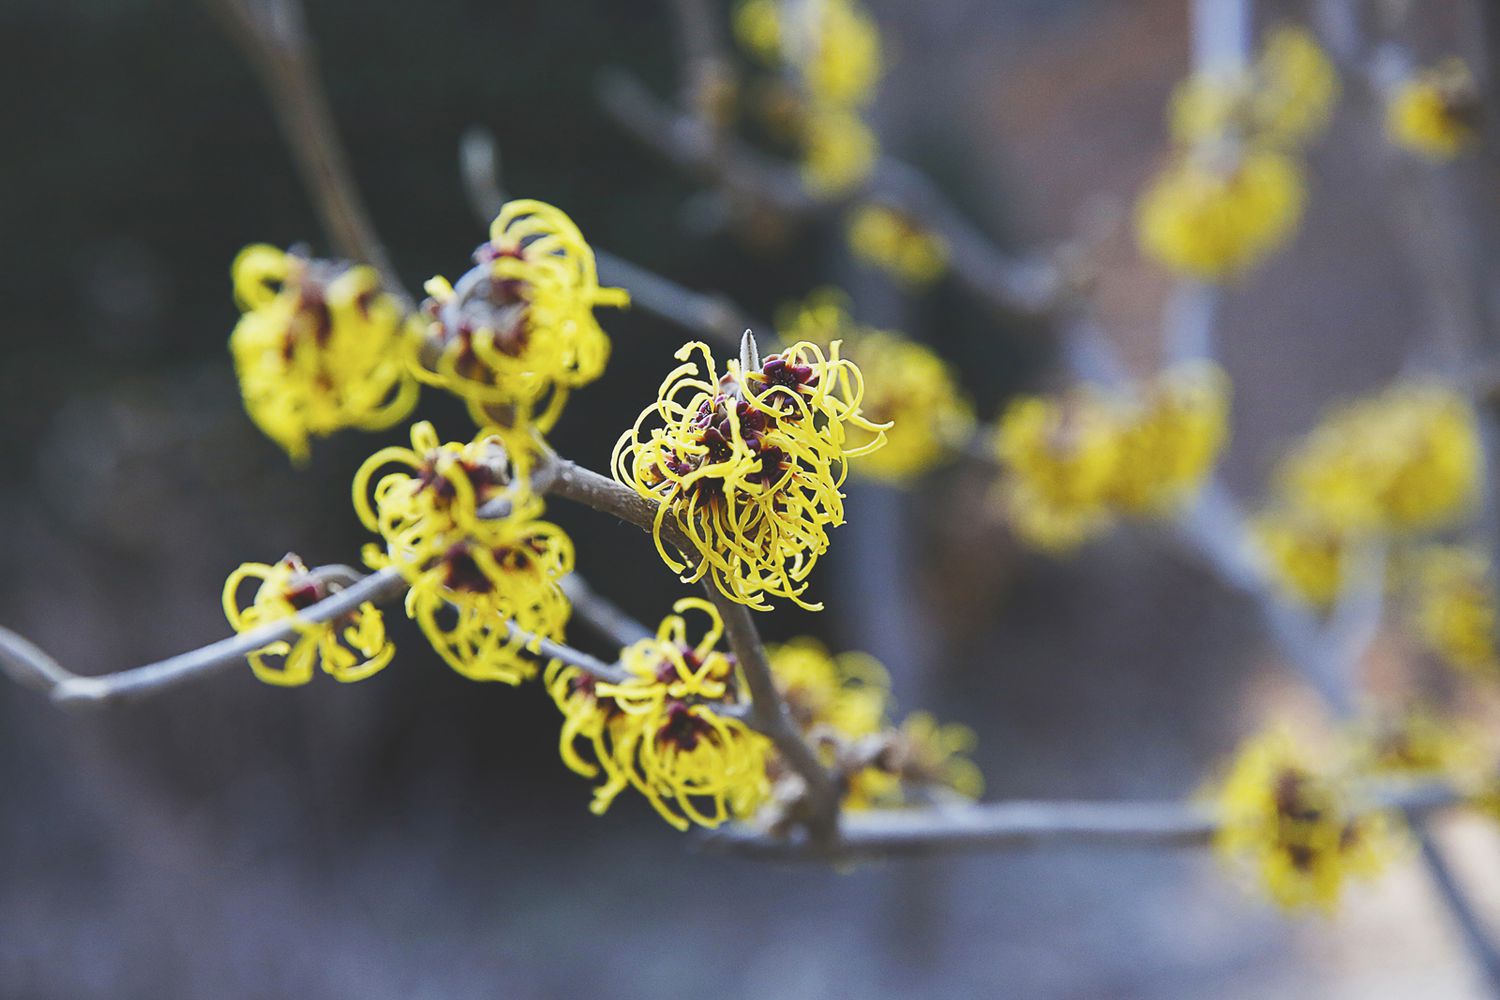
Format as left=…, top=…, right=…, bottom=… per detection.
left=2, top=0, right=1498, bottom=996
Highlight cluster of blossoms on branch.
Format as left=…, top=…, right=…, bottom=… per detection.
left=1385, top=57, right=1480, bottom=162
left=1136, top=26, right=1337, bottom=281
left=219, top=197, right=982, bottom=833
left=1214, top=710, right=1497, bottom=911
left=992, top=364, right=1231, bottom=551
left=1250, top=382, right=1489, bottom=664
left=547, top=599, right=980, bottom=831
left=734, top=0, right=881, bottom=194
left=730, top=0, right=951, bottom=290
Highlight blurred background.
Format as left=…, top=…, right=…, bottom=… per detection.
left=3, top=0, right=1500, bottom=996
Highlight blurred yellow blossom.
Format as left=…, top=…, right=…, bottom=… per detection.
left=779, top=293, right=972, bottom=482
left=1136, top=149, right=1305, bottom=280
left=412, top=200, right=627, bottom=432
left=1252, top=510, right=1350, bottom=610
left=994, top=391, right=1122, bottom=552
left=1412, top=546, right=1499, bottom=677
left=846, top=203, right=950, bottom=287
left=769, top=637, right=890, bottom=742
left=1278, top=384, right=1480, bottom=535
left=1214, top=728, right=1400, bottom=911
left=229, top=244, right=418, bottom=463
left=1106, top=363, right=1231, bottom=514
left=353, top=421, right=573, bottom=684
left=1171, top=26, right=1339, bottom=149
left=1387, top=59, right=1479, bottom=162
left=735, top=0, right=881, bottom=111
left=996, top=366, right=1229, bottom=552
left=801, top=108, right=879, bottom=194
left=1348, top=708, right=1489, bottom=782
left=613, top=338, right=886, bottom=611
left=222, top=554, right=394, bottom=686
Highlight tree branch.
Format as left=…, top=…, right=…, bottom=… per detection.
left=704, top=780, right=1462, bottom=862
left=203, top=0, right=405, bottom=301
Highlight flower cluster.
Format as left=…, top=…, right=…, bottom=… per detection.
left=412, top=200, right=628, bottom=433
left=1137, top=26, right=1336, bottom=280
left=1251, top=511, right=1350, bottom=609
left=1386, top=59, right=1478, bottom=162
left=1278, top=383, right=1479, bottom=534
left=222, top=554, right=394, bottom=686
left=994, top=364, right=1230, bottom=552
left=1169, top=26, right=1339, bottom=149
left=1214, top=729, right=1398, bottom=911
left=1348, top=709, right=1488, bottom=782
left=546, top=599, right=771, bottom=830
left=845, top=203, right=950, bottom=288
left=779, top=293, right=973, bottom=481
left=1252, top=383, right=1479, bottom=610
left=229, top=244, right=418, bottom=462
left=613, top=338, right=887, bottom=611
left=1410, top=546, right=1499, bottom=677
left=353, top=421, right=573, bottom=684
left=734, top=0, right=882, bottom=193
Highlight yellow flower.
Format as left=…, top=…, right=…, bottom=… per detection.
left=1412, top=546, right=1499, bottom=677
left=222, top=554, right=394, bottom=686
left=1172, top=27, right=1338, bottom=149
left=1278, top=383, right=1480, bottom=535
left=1387, top=59, right=1478, bottom=162
left=846, top=203, right=950, bottom=287
left=1253, top=26, right=1341, bottom=147
left=412, top=200, right=627, bottom=432
left=229, top=245, right=418, bottom=463
left=1252, top=510, right=1350, bottom=610
left=802, top=108, right=878, bottom=195
left=551, top=598, right=772, bottom=831
left=993, top=391, right=1122, bottom=552
left=353, top=421, right=573, bottom=684
left=1106, top=363, right=1230, bottom=514
left=613, top=338, right=887, bottom=611
left=769, top=637, right=889, bottom=741
left=1214, top=729, right=1399, bottom=912
left=889, top=711, right=984, bottom=800
left=780, top=293, right=973, bottom=481
left=1136, top=148, right=1305, bottom=280
left=736, top=0, right=881, bottom=111
left=1348, top=708, right=1489, bottom=782
left=733, top=0, right=782, bottom=64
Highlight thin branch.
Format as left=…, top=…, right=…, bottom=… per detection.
left=1413, top=822, right=1500, bottom=996
left=597, top=70, right=1068, bottom=321
left=0, top=568, right=407, bottom=709
left=561, top=575, right=654, bottom=647
left=704, top=780, right=1462, bottom=862
left=702, top=586, right=843, bottom=842
left=203, top=0, right=405, bottom=301
left=504, top=619, right=628, bottom=686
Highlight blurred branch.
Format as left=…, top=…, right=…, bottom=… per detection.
left=597, top=71, right=1068, bottom=320
left=202, top=0, right=405, bottom=301
left=561, top=575, right=654, bottom=647
left=705, top=780, right=1462, bottom=862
